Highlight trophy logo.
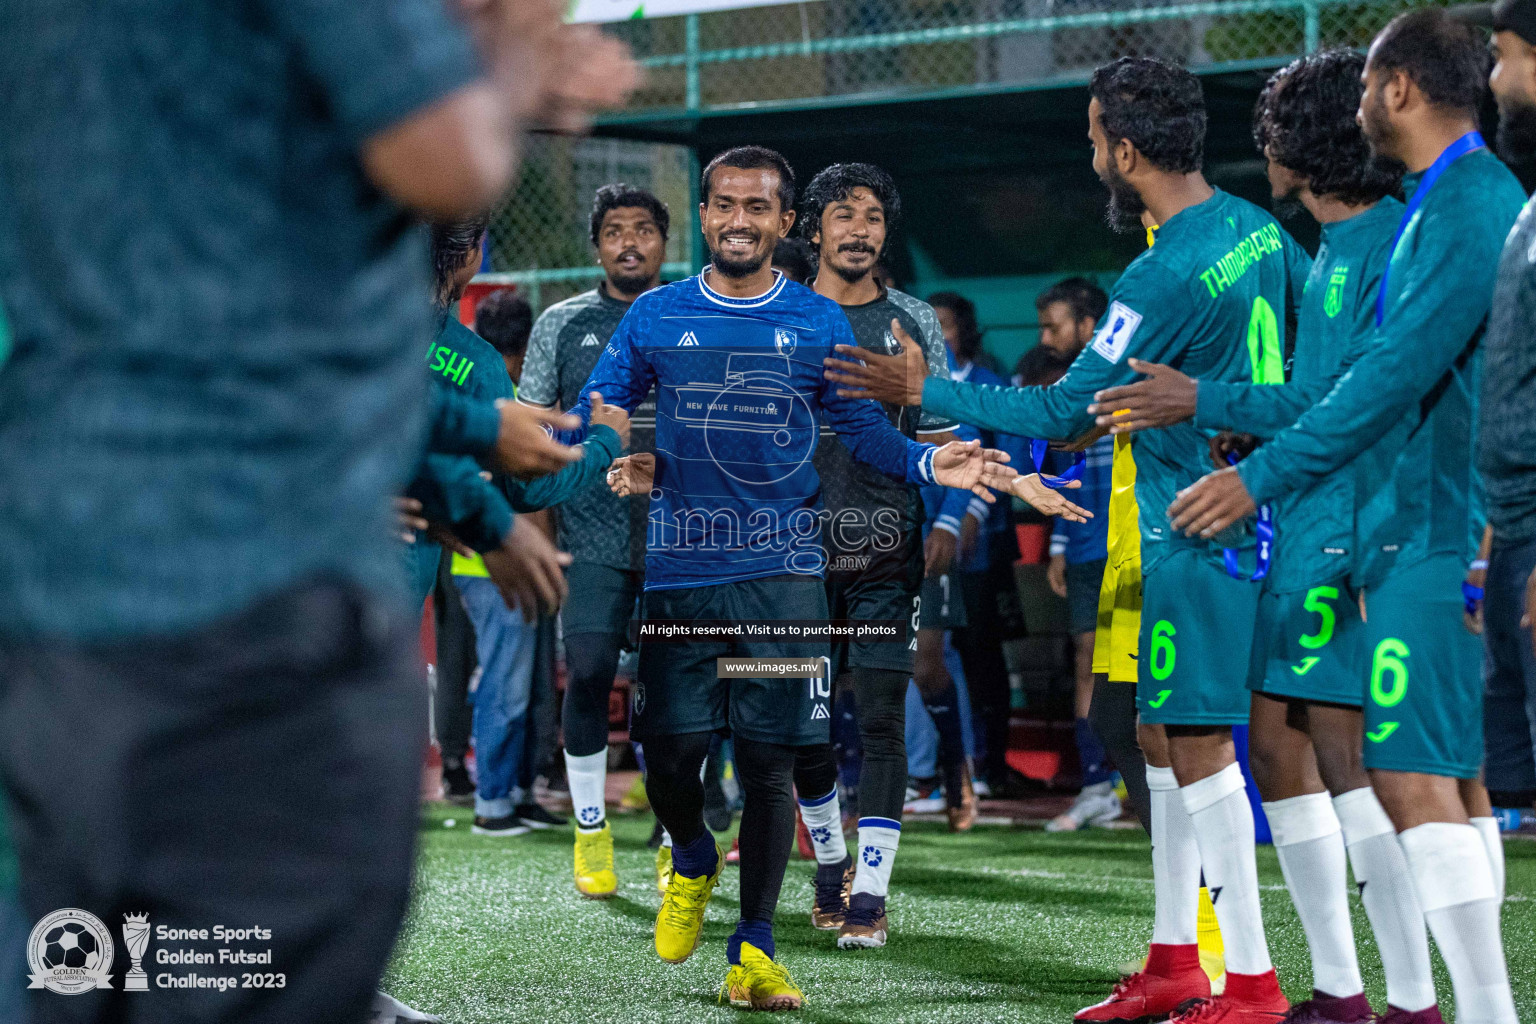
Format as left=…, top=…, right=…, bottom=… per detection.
left=26, top=908, right=115, bottom=994
left=122, top=913, right=151, bottom=992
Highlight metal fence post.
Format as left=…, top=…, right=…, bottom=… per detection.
left=1303, top=0, right=1320, bottom=52
left=685, top=13, right=702, bottom=113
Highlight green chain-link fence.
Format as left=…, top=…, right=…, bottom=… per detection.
left=482, top=135, right=696, bottom=312
left=608, top=0, right=1431, bottom=111
left=489, top=0, right=1437, bottom=311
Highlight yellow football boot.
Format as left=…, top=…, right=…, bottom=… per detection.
left=620, top=775, right=650, bottom=813
left=720, top=942, right=804, bottom=1012
left=573, top=823, right=618, bottom=899
left=1197, top=885, right=1227, bottom=994
left=654, top=843, right=723, bottom=964
left=656, top=844, right=673, bottom=893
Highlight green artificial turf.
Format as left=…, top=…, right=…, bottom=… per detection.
left=385, top=808, right=1535, bottom=1023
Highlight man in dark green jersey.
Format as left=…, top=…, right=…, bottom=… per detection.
left=788, top=162, right=969, bottom=951
left=518, top=184, right=669, bottom=897
left=824, top=57, right=1307, bottom=1024
left=1090, top=50, right=1444, bottom=1024
left=1169, top=12, right=1523, bottom=1024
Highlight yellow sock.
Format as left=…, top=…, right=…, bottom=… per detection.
left=1197, top=886, right=1226, bottom=988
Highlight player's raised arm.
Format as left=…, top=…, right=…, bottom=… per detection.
left=561, top=295, right=661, bottom=442
left=1215, top=184, right=1516, bottom=513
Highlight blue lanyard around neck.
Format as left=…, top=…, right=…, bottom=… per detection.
left=1029, top=438, right=1085, bottom=490
left=1374, top=132, right=1485, bottom=327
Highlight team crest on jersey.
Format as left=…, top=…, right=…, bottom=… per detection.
left=774, top=328, right=798, bottom=355
left=678, top=331, right=700, bottom=347
left=580, top=332, right=601, bottom=347
left=1090, top=301, right=1142, bottom=364
left=881, top=329, right=899, bottom=354
left=1324, top=266, right=1349, bottom=319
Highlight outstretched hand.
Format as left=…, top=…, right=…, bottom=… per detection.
left=930, top=439, right=1018, bottom=501
left=607, top=452, right=656, bottom=497
left=1168, top=467, right=1257, bottom=538
left=491, top=400, right=582, bottom=480
left=481, top=515, right=573, bottom=622
left=1087, top=358, right=1197, bottom=434
left=1012, top=474, right=1093, bottom=523
left=822, top=318, right=928, bottom=406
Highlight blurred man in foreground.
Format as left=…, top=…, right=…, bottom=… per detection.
left=0, top=2, right=633, bottom=1022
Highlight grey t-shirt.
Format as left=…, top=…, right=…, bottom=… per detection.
left=519, top=286, right=656, bottom=571
left=0, top=0, right=479, bottom=641
left=815, top=287, right=957, bottom=554
left=1480, top=195, right=1536, bottom=546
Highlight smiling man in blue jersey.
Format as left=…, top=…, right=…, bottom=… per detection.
left=563, top=146, right=1021, bottom=1011
left=1166, top=12, right=1525, bottom=1024
left=825, top=59, right=1312, bottom=1024
left=1090, top=50, right=1448, bottom=1024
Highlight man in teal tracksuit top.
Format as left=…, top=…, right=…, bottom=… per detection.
left=824, top=57, right=1309, bottom=1024
left=1167, top=12, right=1524, bottom=1024
left=406, top=222, right=626, bottom=608
left=1089, top=49, right=1445, bottom=1024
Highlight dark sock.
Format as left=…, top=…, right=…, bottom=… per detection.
left=672, top=831, right=718, bottom=879
left=1075, top=716, right=1114, bottom=786
left=852, top=667, right=908, bottom=821
left=732, top=737, right=797, bottom=926
left=847, top=890, right=885, bottom=921
left=1088, top=675, right=1150, bottom=831
left=728, top=918, right=775, bottom=964
left=815, top=856, right=852, bottom=885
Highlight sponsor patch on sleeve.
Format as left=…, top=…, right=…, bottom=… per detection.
left=1090, top=301, right=1143, bottom=364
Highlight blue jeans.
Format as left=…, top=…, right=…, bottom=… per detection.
left=457, top=576, right=538, bottom=818
left=1484, top=535, right=1536, bottom=795
left=905, top=633, right=977, bottom=777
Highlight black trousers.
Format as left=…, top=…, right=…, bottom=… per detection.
left=0, top=579, right=422, bottom=1024
left=432, top=565, right=476, bottom=763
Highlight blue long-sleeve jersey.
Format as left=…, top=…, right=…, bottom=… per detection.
left=568, top=271, right=940, bottom=590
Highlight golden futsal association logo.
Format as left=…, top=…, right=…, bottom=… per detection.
left=27, top=908, right=115, bottom=995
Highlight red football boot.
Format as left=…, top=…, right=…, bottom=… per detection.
left=1076, top=944, right=1212, bottom=1022
left=1167, top=970, right=1289, bottom=1024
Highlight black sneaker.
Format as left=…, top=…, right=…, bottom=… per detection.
left=514, top=803, right=567, bottom=829
left=471, top=815, right=530, bottom=837
left=441, top=759, right=474, bottom=806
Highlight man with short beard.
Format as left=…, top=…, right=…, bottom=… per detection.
left=1090, top=49, right=1447, bottom=1024
left=559, top=145, right=1032, bottom=1010
left=517, top=183, right=670, bottom=899
left=787, top=162, right=977, bottom=950
left=824, top=58, right=1311, bottom=1024
left=1470, top=0, right=1536, bottom=861
left=1168, top=10, right=1525, bottom=1024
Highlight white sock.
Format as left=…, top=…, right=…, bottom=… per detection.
left=797, top=788, right=848, bottom=866
left=1264, top=792, right=1361, bottom=997
left=1181, top=763, right=1272, bottom=976
left=661, top=828, right=673, bottom=849
left=565, top=750, right=607, bottom=833
left=1148, top=765, right=1201, bottom=947
left=851, top=817, right=901, bottom=898
left=1400, top=822, right=1517, bottom=1024
left=1333, top=788, right=1435, bottom=1012
left=1470, top=816, right=1505, bottom=899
